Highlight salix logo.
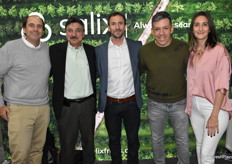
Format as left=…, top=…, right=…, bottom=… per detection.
left=60, top=12, right=128, bottom=37
left=60, top=12, right=108, bottom=36
left=21, top=12, right=128, bottom=42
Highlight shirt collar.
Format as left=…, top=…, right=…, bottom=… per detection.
left=67, top=42, right=83, bottom=51
left=21, top=36, right=41, bottom=49
left=109, top=37, right=126, bottom=47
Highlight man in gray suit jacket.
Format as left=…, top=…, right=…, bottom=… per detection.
left=95, top=12, right=142, bottom=164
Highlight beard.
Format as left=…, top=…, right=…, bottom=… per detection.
left=111, top=31, right=124, bottom=39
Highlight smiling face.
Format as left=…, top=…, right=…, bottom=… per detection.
left=108, top=15, right=126, bottom=39
left=23, top=16, right=44, bottom=46
left=66, top=22, right=85, bottom=48
left=193, top=15, right=210, bottom=43
left=152, top=18, right=174, bottom=47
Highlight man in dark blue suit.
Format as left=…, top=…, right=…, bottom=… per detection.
left=95, top=12, right=142, bottom=164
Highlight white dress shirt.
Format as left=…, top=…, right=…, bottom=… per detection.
left=22, top=36, right=41, bottom=49
left=64, top=43, right=93, bottom=99
left=107, top=37, right=135, bottom=99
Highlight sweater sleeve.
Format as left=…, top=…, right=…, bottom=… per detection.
left=139, top=48, right=147, bottom=75
left=0, top=43, right=13, bottom=107
left=183, top=44, right=190, bottom=75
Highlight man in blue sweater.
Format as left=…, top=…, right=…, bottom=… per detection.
left=0, top=12, right=51, bottom=164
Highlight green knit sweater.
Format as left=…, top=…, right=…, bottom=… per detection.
left=139, top=39, right=189, bottom=103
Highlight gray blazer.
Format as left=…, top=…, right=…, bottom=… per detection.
left=95, top=38, right=142, bottom=112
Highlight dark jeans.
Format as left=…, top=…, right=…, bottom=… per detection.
left=105, top=99, right=140, bottom=164
left=58, top=97, right=95, bottom=164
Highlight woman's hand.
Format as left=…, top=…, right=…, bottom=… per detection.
left=206, top=90, right=227, bottom=137
left=206, top=115, right=219, bottom=137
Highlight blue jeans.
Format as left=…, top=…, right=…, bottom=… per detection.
left=105, top=99, right=140, bottom=164
left=148, top=98, right=189, bottom=164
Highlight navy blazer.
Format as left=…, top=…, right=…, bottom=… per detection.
left=50, top=42, right=96, bottom=119
left=95, top=38, right=142, bottom=112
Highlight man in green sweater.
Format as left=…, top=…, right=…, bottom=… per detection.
left=139, top=11, right=189, bottom=164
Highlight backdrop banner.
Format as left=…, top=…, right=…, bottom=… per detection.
left=0, top=0, right=231, bottom=161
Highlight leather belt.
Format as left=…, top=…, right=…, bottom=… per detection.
left=63, top=94, right=93, bottom=106
left=107, top=95, right=135, bottom=103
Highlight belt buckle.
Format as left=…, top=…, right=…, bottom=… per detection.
left=74, top=99, right=79, bottom=103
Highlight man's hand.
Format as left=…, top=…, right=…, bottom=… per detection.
left=95, top=112, right=104, bottom=131
left=0, top=106, right=12, bottom=121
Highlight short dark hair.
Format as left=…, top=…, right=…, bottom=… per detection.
left=108, top=12, right=126, bottom=25
left=65, top=16, right=85, bottom=31
left=22, top=15, right=45, bottom=31
left=152, top=11, right=172, bottom=26
left=188, top=11, right=217, bottom=49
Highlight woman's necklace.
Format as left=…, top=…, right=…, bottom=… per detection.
left=195, top=49, right=205, bottom=56
left=193, top=46, right=206, bottom=65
